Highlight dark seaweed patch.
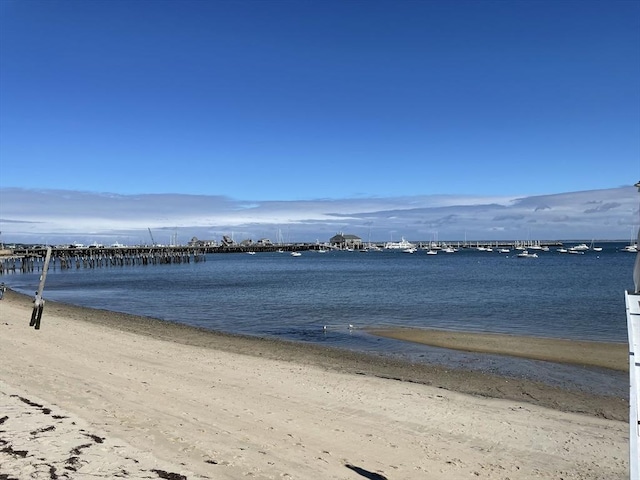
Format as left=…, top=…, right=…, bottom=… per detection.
left=10, top=395, right=52, bottom=415
left=151, top=469, right=187, bottom=480
left=30, top=425, right=55, bottom=436
left=83, top=432, right=104, bottom=443
left=49, top=465, right=58, bottom=479
left=69, top=443, right=92, bottom=455
left=1, top=445, right=28, bottom=458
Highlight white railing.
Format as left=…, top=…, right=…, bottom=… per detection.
left=626, top=290, right=640, bottom=480
left=628, top=181, right=640, bottom=480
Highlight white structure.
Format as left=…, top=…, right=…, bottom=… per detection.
left=626, top=180, right=640, bottom=480
left=626, top=289, right=640, bottom=480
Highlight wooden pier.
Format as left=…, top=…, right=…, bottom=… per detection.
left=0, top=243, right=324, bottom=274
left=0, top=240, right=566, bottom=275
left=0, top=246, right=209, bottom=274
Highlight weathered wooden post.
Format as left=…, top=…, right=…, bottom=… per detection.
left=30, top=246, right=52, bottom=330
left=625, top=181, right=640, bottom=480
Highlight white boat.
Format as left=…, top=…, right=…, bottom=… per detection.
left=517, top=250, right=538, bottom=258
left=403, top=247, right=417, bottom=254
left=623, top=226, right=639, bottom=252
left=246, top=251, right=256, bottom=255
left=498, top=248, right=510, bottom=254
left=426, top=249, right=438, bottom=255
left=557, top=248, right=568, bottom=253
left=384, top=237, right=416, bottom=250
left=291, top=251, right=302, bottom=257
left=570, top=243, right=590, bottom=251
left=589, top=240, right=603, bottom=252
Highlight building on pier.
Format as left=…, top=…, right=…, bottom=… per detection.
left=330, top=233, right=362, bottom=250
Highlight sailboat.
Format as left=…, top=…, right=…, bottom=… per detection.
left=623, top=227, right=639, bottom=252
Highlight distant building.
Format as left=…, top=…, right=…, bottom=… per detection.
left=187, top=237, right=218, bottom=247
left=220, top=235, right=236, bottom=247
left=330, top=232, right=362, bottom=250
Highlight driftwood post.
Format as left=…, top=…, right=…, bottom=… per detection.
left=30, top=246, right=52, bottom=330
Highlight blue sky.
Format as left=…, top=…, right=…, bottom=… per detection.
left=0, top=0, right=639, bottom=243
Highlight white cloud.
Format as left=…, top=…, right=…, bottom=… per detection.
left=0, top=186, right=638, bottom=245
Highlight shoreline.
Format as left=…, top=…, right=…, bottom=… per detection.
left=0, top=288, right=630, bottom=478
left=2, top=288, right=629, bottom=421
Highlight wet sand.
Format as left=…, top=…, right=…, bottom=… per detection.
left=366, top=327, right=628, bottom=371
left=0, top=289, right=630, bottom=479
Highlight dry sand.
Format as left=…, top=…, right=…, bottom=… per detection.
left=0, top=289, right=630, bottom=479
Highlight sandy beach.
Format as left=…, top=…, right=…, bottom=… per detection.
left=0, top=289, right=629, bottom=479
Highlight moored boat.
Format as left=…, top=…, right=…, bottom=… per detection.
left=384, top=237, right=416, bottom=250
left=570, top=243, right=589, bottom=251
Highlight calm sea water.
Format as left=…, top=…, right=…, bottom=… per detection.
left=3, top=242, right=635, bottom=395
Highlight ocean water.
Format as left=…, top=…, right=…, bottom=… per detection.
left=3, top=243, right=635, bottom=395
